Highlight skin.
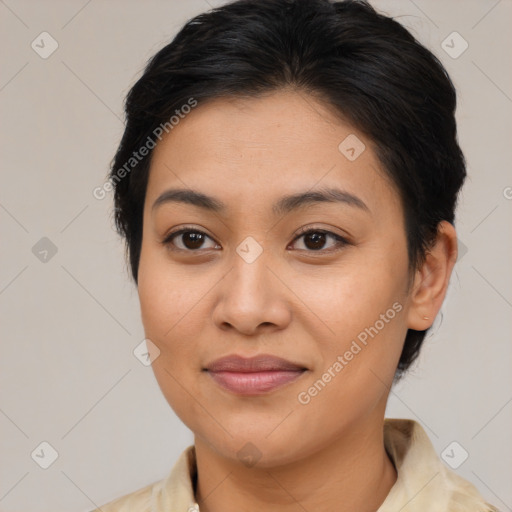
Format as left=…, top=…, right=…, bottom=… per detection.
left=137, top=89, right=458, bottom=512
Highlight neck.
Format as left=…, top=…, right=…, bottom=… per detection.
left=194, top=415, right=397, bottom=512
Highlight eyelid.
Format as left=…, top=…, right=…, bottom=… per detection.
left=292, top=224, right=349, bottom=241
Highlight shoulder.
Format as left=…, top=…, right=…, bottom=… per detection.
left=89, top=479, right=161, bottom=512
left=89, top=445, right=197, bottom=512
left=382, top=418, right=500, bottom=512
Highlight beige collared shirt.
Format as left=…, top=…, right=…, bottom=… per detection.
left=92, top=418, right=498, bottom=512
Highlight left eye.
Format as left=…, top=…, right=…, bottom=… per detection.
left=290, top=229, right=348, bottom=252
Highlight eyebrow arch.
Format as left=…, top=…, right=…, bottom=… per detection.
left=152, top=186, right=370, bottom=216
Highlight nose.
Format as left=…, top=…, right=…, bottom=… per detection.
left=212, top=249, right=292, bottom=336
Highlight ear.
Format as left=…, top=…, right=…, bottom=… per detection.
left=407, top=221, right=458, bottom=330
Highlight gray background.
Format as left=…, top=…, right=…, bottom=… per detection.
left=0, top=0, right=511, bottom=510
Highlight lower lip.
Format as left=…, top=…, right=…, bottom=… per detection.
left=207, top=370, right=305, bottom=395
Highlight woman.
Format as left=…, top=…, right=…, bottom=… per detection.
left=93, top=0, right=498, bottom=510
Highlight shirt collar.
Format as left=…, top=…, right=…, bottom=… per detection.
left=378, top=418, right=494, bottom=511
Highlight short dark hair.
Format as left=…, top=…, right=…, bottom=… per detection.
left=110, top=0, right=466, bottom=379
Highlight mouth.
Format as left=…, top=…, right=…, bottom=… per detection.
left=204, top=354, right=308, bottom=395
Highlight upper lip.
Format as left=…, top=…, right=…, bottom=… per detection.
left=205, top=354, right=307, bottom=373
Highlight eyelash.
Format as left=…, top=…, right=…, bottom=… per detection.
left=161, top=225, right=350, bottom=254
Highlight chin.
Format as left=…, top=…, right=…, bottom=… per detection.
left=192, top=417, right=314, bottom=470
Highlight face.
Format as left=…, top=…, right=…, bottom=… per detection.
left=138, top=90, right=415, bottom=467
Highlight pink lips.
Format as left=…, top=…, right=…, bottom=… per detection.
left=205, top=354, right=307, bottom=395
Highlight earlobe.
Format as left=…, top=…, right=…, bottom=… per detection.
left=407, top=221, right=458, bottom=330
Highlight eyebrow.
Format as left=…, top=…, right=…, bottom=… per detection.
left=152, top=186, right=370, bottom=216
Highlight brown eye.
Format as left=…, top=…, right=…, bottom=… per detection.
left=162, top=229, right=219, bottom=251
left=290, top=229, right=348, bottom=252
left=303, top=231, right=327, bottom=250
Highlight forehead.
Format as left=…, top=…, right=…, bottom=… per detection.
left=145, top=90, right=401, bottom=220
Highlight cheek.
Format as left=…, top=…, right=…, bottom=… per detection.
left=137, top=254, right=208, bottom=428
left=295, top=256, right=407, bottom=339
left=291, top=274, right=407, bottom=439
left=137, top=246, right=204, bottom=384
left=295, top=245, right=410, bottom=387
left=138, top=244, right=201, bottom=339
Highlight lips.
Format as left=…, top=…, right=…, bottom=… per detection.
left=204, top=354, right=307, bottom=395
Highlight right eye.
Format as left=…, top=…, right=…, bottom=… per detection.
left=161, top=228, right=220, bottom=252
